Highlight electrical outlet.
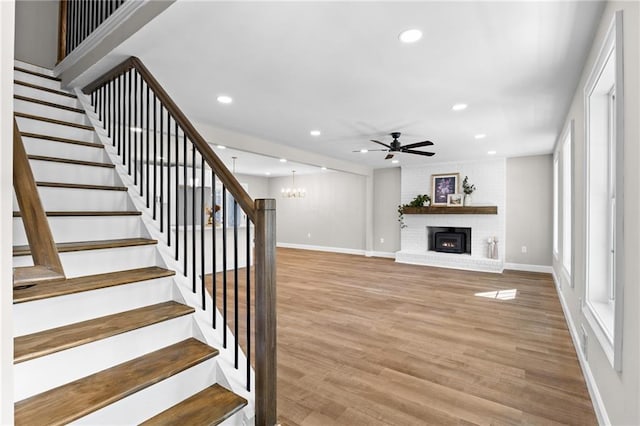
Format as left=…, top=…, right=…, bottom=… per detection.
left=380, top=238, right=385, bottom=244
left=521, top=246, right=527, bottom=253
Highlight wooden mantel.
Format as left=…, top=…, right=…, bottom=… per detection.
left=402, top=206, right=498, bottom=215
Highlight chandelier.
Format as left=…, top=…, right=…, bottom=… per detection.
left=281, top=170, right=306, bottom=198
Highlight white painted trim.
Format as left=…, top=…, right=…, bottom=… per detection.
left=552, top=273, right=610, bottom=426
left=14, top=59, right=56, bottom=77
left=503, top=263, right=553, bottom=274
left=53, top=0, right=146, bottom=77
left=366, top=251, right=397, bottom=259
left=276, top=242, right=366, bottom=256
left=0, top=2, right=15, bottom=423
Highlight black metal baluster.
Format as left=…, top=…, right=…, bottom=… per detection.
left=212, top=173, right=217, bottom=329
left=222, top=186, right=228, bottom=348
left=118, top=75, right=122, bottom=156
left=153, top=92, right=157, bottom=220
left=234, top=200, right=239, bottom=369
left=175, top=124, right=179, bottom=262
left=139, top=72, right=144, bottom=195
left=166, top=110, right=171, bottom=247
left=133, top=70, right=138, bottom=185
left=145, top=83, right=150, bottom=207
left=192, top=144, right=196, bottom=293
left=126, top=69, right=131, bottom=171
left=246, top=218, right=252, bottom=390
left=183, top=133, right=187, bottom=273
left=159, top=105, right=164, bottom=232
left=201, top=159, right=206, bottom=310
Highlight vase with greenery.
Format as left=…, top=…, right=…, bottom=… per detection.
left=462, top=176, right=476, bottom=206
left=397, top=194, right=431, bottom=228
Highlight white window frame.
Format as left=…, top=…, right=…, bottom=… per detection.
left=583, top=11, right=624, bottom=372
left=561, top=122, right=573, bottom=285
left=553, top=155, right=559, bottom=260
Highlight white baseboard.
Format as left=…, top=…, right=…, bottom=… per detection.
left=503, top=262, right=553, bottom=274
left=276, top=242, right=365, bottom=256
left=552, top=273, right=610, bottom=426
left=365, top=251, right=396, bottom=259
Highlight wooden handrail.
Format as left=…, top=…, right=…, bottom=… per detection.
left=13, top=117, right=65, bottom=285
left=82, top=57, right=256, bottom=222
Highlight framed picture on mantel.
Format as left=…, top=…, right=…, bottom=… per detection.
left=431, top=173, right=459, bottom=205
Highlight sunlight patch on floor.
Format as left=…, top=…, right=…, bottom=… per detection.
left=474, top=289, right=518, bottom=300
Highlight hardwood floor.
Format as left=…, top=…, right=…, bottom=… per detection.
left=208, top=248, right=596, bottom=426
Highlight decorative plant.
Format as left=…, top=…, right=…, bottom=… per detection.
left=398, top=194, right=431, bottom=228
left=462, top=176, right=476, bottom=195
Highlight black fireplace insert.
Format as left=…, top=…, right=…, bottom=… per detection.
left=434, top=232, right=466, bottom=254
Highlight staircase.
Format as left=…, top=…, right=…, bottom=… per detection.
left=12, top=60, right=248, bottom=425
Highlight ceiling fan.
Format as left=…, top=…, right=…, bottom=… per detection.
left=356, top=132, right=435, bottom=160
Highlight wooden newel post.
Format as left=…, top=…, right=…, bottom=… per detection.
left=57, top=0, right=68, bottom=63
left=254, top=199, right=277, bottom=426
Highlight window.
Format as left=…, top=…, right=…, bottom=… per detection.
left=584, top=11, right=623, bottom=371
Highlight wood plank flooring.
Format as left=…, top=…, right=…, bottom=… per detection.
left=208, top=248, right=596, bottom=426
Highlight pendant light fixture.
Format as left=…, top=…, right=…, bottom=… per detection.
left=281, top=170, right=306, bottom=198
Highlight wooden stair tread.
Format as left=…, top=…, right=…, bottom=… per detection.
left=14, top=338, right=218, bottom=426
left=20, top=132, right=103, bottom=148
left=28, top=154, right=114, bottom=168
left=13, top=238, right=157, bottom=257
left=14, top=211, right=141, bottom=217
left=141, top=384, right=247, bottom=426
left=15, top=301, right=194, bottom=363
left=14, top=80, right=76, bottom=98
left=14, top=66, right=61, bottom=82
left=15, top=112, right=93, bottom=131
left=36, top=181, right=127, bottom=191
left=14, top=94, right=85, bottom=114
left=13, top=266, right=175, bottom=304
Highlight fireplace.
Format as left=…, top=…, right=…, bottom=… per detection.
left=427, top=226, right=472, bottom=255
left=434, top=232, right=466, bottom=253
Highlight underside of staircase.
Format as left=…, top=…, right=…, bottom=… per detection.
left=12, top=61, right=248, bottom=425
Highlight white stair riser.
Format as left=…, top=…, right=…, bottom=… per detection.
left=15, top=315, right=193, bottom=400
left=23, top=137, right=106, bottom=163
left=14, top=99, right=88, bottom=125
left=30, top=160, right=117, bottom=186
left=22, top=187, right=132, bottom=211
left=72, top=357, right=217, bottom=425
left=13, top=244, right=161, bottom=277
left=13, top=216, right=147, bottom=245
left=14, top=84, right=80, bottom=109
left=16, top=116, right=95, bottom=142
left=14, top=70, right=62, bottom=91
left=14, top=276, right=174, bottom=336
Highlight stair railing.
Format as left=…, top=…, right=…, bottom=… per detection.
left=82, top=57, right=276, bottom=426
left=57, top=0, right=128, bottom=62
left=12, top=117, right=65, bottom=285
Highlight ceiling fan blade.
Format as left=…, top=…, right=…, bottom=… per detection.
left=352, top=149, right=388, bottom=152
left=402, top=149, right=435, bottom=157
left=402, top=140, right=434, bottom=149
left=385, top=153, right=394, bottom=160
left=370, top=140, right=391, bottom=149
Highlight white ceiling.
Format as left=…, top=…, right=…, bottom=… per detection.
left=96, top=0, right=605, bottom=172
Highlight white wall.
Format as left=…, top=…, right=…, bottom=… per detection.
left=372, top=167, right=401, bottom=254
left=0, top=1, right=15, bottom=423
left=553, top=2, right=640, bottom=425
left=268, top=171, right=367, bottom=252
left=14, top=0, right=58, bottom=69
left=505, top=155, right=553, bottom=267
left=235, top=173, right=269, bottom=200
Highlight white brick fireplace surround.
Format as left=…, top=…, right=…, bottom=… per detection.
left=396, top=159, right=506, bottom=273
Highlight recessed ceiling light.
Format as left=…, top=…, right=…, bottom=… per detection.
left=321, top=166, right=327, bottom=171
left=452, top=103, right=468, bottom=111
left=280, top=158, right=287, bottom=163
left=217, top=145, right=226, bottom=149
left=130, top=127, right=143, bottom=133
left=399, top=29, right=422, bottom=44
left=360, top=149, right=369, bottom=153
left=488, top=150, right=497, bottom=155
left=474, top=134, right=486, bottom=139
left=392, top=160, right=399, bottom=164
left=217, top=95, right=233, bottom=104
left=265, top=172, right=271, bottom=176
left=310, top=130, right=321, bottom=137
